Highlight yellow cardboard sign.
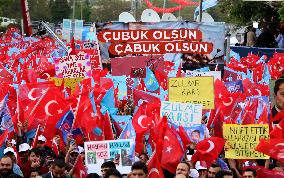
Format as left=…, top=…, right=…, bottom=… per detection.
left=49, top=77, right=83, bottom=93
left=223, top=124, right=269, bottom=159
left=168, top=77, right=214, bottom=109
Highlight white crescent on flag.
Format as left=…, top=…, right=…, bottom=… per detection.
left=205, top=140, right=215, bottom=153
left=45, top=100, right=58, bottom=116
left=137, top=115, right=148, bottom=129
left=28, top=88, right=38, bottom=101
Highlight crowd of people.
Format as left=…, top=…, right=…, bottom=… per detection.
left=0, top=75, right=281, bottom=178
left=239, top=17, right=284, bottom=49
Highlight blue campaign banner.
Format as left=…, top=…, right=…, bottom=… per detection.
left=230, top=46, right=284, bottom=59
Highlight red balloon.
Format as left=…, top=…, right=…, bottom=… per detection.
left=170, top=0, right=199, bottom=6
left=144, top=0, right=184, bottom=13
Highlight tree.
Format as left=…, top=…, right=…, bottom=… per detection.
left=279, top=1, right=284, bottom=23
left=90, top=0, right=196, bottom=22
left=208, top=0, right=281, bottom=26
left=1, top=0, right=22, bottom=21
left=90, top=0, right=131, bottom=22
left=50, top=0, right=71, bottom=23
left=28, top=0, right=51, bottom=21
left=74, top=0, right=92, bottom=21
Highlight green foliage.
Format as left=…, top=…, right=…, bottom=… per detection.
left=28, top=0, right=51, bottom=21
left=208, top=0, right=281, bottom=26
left=91, top=0, right=131, bottom=22
left=279, top=1, right=284, bottom=23
left=74, top=0, right=92, bottom=21
left=0, top=0, right=22, bottom=21
left=50, top=0, right=71, bottom=23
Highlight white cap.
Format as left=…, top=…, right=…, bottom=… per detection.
left=19, top=143, right=31, bottom=152
left=189, top=169, right=199, bottom=178
left=72, top=146, right=85, bottom=154
left=38, top=135, right=46, bottom=142
left=3, top=147, right=16, bottom=157
left=195, top=161, right=207, bottom=170
left=78, top=146, right=84, bottom=154
left=11, top=139, right=16, bottom=145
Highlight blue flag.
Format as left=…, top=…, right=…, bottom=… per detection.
left=143, top=67, right=159, bottom=91
left=194, top=0, right=218, bottom=19
left=101, top=88, right=118, bottom=115
left=0, top=94, right=13, bottom=132
left=57, top=110, right=74, bottom=144
left=119, top=120, right=136, bottom=140
left=111, top=115, right=132, bottom=132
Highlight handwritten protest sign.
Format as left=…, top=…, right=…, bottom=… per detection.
left=161, top=101, right=202, bottom=127
left=55, top=51, right=92, bottom=78
left=185, top=71, right=221, bottom=81
left=85, top=139, right=135, bottom=175
left=223, top=124, right=269, bottom=159
left=168, top=77, right=214, bottom=109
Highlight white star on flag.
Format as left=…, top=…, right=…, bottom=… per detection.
left=166, top=146, right=172, bottom=153
left=57, top=109, right=63, bottom=114
left=91, top=112, right=96, bottom=118
left=41, top=89, right=48, bottom=95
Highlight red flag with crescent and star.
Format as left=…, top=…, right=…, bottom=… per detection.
left=191, top=137, right=225, bottom=166
left=161, top=126, right=184, bottom=173
left=256, top=138, right=284, bottom=164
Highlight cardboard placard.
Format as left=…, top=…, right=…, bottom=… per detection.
left=168, top=77, right=214, bottom=109
left=223, top=124, right=269, bottom=159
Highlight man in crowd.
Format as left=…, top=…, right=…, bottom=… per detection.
left=41, top=157, right=70, bottom=178
left=104, top=168, right=122, bottom=178
left=207, top=163, right=221, bottom=178
left=195, top=161, right=207, bottom=178
left=101, top=161, right=116, bottom=178
left=176, top=161, right=191, bottom=177
left=0, top=155, right=22, bottom=178
left=130, top=161, right=148, bottom=178
left=242, top=168, right=257, bottom=178
left=272, top=75, right=284, bottom=119
left=19, top=148, right=48, bottom=177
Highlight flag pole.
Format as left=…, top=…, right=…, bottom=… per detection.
left=199, top=0, right=203, bottom=22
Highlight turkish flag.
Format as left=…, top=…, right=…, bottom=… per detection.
left=35, top=55, right=55, bottom=79
left=161, top=127, right=184, bottom=173
left=207, top=107, right=224, bottom=138
left=148, top=116, right=168, bottom=159
left=241, top=98, right=258, bottom=125
left=133, top=89, right=160, bottom=107
left=214, top=79, right=244, bottom=117
left=0, top=64, right=13, bottom=83
left=155, top=70, right=168, bottom=90
left=257, top=167, right=284, bottom=178
left=177, top=126, right=191, bottom=150
left=242, top=79, right=269, bottom=97
left=256, top=138, right=284, bottom=164
left=0, top=130, right=8, bottom=147
left=132, top=102, right=152, bottom=134
left=147, top=150, right=164, bottom=178
left=271, top=109, right=284, bottom=123
left=258, top=103, right=269, bottom=124
left=73, top=155, right=87, bottom=178
left=191, top=137, right=225, bottom=166
left=270, top=117, right=284, bottom=139
left=27, top=87, right=69, bottom=138
left=103, top=112, right=114, bottom=140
